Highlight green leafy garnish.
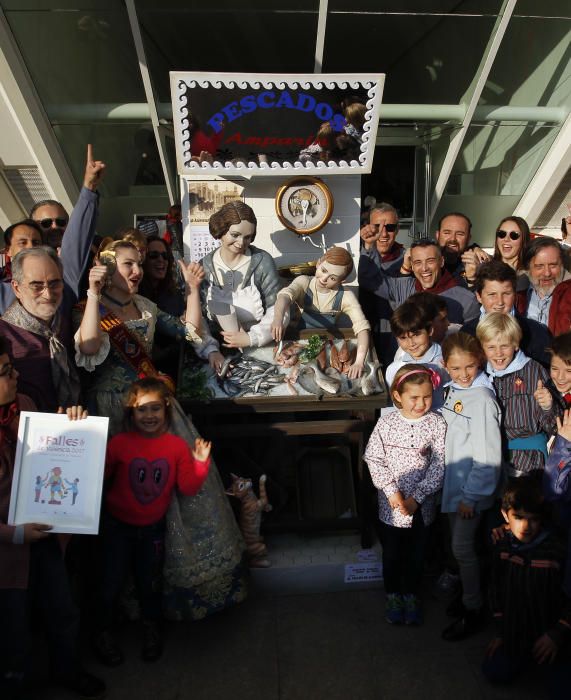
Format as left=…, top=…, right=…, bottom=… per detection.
left=299, top=334, right=325, bottom=363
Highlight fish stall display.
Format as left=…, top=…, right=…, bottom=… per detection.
left=208, top=335, right=385, bottom=400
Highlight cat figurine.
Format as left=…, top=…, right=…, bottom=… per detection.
left=226, top=474, right=272, bottom=568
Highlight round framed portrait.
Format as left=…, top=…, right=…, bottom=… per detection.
left=275, top=177, right=334, bottom=235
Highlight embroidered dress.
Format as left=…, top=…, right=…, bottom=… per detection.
left=73, top=294, right=246, bottom=620
left=364, top=410, right=446, bottom=528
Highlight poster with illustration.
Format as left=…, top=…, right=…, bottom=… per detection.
left=8, top=413, right=109, bottom=534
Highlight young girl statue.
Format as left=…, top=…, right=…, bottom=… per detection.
left=364, top=364, right=446, bottom=626
left=271, top=247, right=371, bottom=378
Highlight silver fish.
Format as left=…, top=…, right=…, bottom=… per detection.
left=296, top=369, right=324, bottom=398
left=219, top=354, right=240, bottom=379
left=305, top=360, right=340, bottom=395
left=219, top=379, right=242, bottom=397
left=325, top=367, right=362, bottom=396
left=361, top=360, right=384, bottom=396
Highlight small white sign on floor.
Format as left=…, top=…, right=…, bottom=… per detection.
left=344, top=562, right=383, bottom=584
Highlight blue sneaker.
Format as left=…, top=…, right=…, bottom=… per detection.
left=385, top=593, right=404, bottom=624
left=403, top=594, right=423, bottom=625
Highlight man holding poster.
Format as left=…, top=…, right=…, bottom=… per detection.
left=0, top=334, right=106, bottom=699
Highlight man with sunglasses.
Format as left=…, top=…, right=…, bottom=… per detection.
left=522, top=237, right=571, bottom=336
left=0, top=145, right=105, bottom=315
left=358, top=203, right=404, bottom=364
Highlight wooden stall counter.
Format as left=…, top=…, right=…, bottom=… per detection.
left=180, top=331, right=388, bottom=547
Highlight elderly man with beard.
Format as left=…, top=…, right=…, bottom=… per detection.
left=359, top=238, right=480, bottom=329
left=0, top=247, right=79, bottom=413
left=522, top=237, right=571, bottom=335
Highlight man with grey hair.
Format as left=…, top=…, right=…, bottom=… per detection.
left=359, top=203, right=404, bottom=364
left=522, top=236, right=571, bottom=335
left=359, top=202, right=404, bottom=274
left=0, top=247, right=79, bottom=412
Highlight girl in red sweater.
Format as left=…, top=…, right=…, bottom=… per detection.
left=93, top=378, right=210, bottom=667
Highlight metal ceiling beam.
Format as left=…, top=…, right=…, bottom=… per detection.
left=45, top=103, right=569, bottom=125
left=513, top=111, right=571, bottom=227
left=125, top=0, right=175, bottom=205
left=0, top=8, right=77, bottom=212
left=314, top=0, right=328, bottom=73
left=429, top=0, right=517, bottom=224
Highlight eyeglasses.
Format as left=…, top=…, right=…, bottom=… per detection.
left=496, top=230, right=521, bottom=241
left=39, top=218, right=68, bottom=230
left=147, top=251, right=168, bottom=261
left=0, top=362, right=15, bottom=378
left=25, top=279, right=64, bottom=294
left=373, top=223, right=398, bottom=233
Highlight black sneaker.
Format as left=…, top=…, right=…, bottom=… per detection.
left=92, top=629, right=124, bottom=667
left=141, top=621, right=163, bottom=663
left=55, top=670, right=106, bottom=700
left=442, top=608, right=485, bottom=641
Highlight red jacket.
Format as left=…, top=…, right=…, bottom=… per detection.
left=549, top=279, right=571, bottom=336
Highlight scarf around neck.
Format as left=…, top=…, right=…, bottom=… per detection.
left=486, top=348, right=530, bottom=378
left=414, top=268, right=458, bottom=295
left=1, top=301, right=79, bottom=409
left=445, top=370, right=495, bottom=392
left=381, top=241, right=403, bottom=263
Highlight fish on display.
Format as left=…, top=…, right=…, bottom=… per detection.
left=302, top=361, right=340, bottom=395
left=217, top=356, right=285, bottom=397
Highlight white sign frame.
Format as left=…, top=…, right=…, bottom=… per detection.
left=8, top=413, right=109, bottom=535
left=170, top=72, right=385, bottom=177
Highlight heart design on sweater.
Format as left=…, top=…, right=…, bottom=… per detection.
left=129, top=458, right=170, bottom=504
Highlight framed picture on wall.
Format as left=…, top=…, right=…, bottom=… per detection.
left=184, top=179, right=245, bottom=262
left=8, top=413, right=109, bottom=535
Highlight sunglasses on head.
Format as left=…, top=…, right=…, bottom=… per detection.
left=373, top=223, right=398, bottom=233
left=147, top=251, right=168, bottom=261
left=39, top=217, right=68, bottom=230
left=496, top=230, right=521, bottom=241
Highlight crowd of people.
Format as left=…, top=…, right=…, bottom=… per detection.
left=0, top=143, right=570, bottom=699
left=360, top=203, right=571, bottom=695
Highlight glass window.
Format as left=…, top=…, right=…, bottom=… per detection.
left=4, top=2, right=145, bottom=106
left=323, top=12, right=498, bottom=103
left=52, top=124, right=166, bottom=199
left=136, top=0, right=320, bottom=103
left=445, top=123, right=560, bottom=197
left=479, top=16, right=571, bottom=108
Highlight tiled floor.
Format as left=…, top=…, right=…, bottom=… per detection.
left=34, top=532, right=558, bottom=700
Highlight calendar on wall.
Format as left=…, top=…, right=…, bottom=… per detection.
left=183, top=179, right=245, bottom=262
